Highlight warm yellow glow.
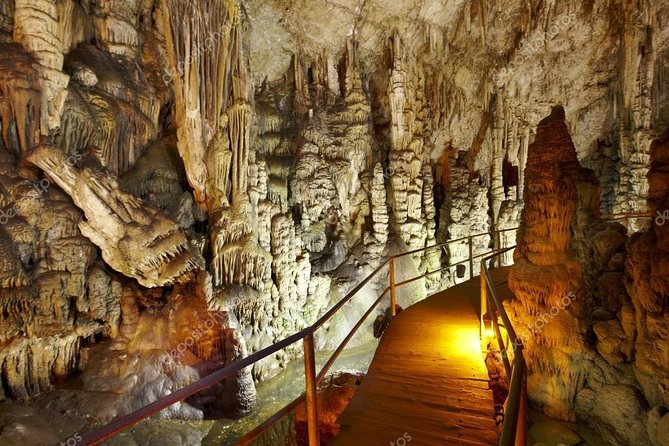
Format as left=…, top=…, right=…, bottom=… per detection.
left=446, top=327, right=485, bottom=356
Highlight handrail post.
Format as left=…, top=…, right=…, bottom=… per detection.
left=389, top=257, right=397, bottom=317
left=303, top=331, right=320, bottom=446
left=480, top=260, right=487, bottom=339
left=515, top=373, right=528, bottom=446
left=468, top=236, right=473, bottom=280
left=490, top=294, right=512, bottom=377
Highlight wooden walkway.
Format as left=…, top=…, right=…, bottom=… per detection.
left=330, top=268, right=512, bottom=446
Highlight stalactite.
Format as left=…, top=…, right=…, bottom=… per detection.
left=0, top=0, right=14, bottom=43
left=206, top=123, right=232, bottom=211
left=387, top=32, right=435, bottom=252
left=228, top=102, right=252, bottom=200
left=613, top=1, right=658, bottom=216
left=0, top=334, right=81, bottom=400
left=162, top=0, right=238, bottom=210
left=13, top=0, right=70, bottom=133
left=490, top=95, right=505, bottom=224
left=91, top=0, right=140, bottom=58
left=27, top=144, right=205, bottom=287
left=0, top=43, right=41, bottom=155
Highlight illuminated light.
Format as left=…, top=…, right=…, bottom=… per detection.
left=482, top=313, right=494, bottom=340
left=447, top=327, right=486, bottom=356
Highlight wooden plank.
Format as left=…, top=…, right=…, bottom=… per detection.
left=330, top=269, right=511, bottom=446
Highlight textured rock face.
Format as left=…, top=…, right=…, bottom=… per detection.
left=0, top=42, right=41, bottom=155
left=508, top=114, right=669, bottom=444
left=438, top=153, right=490, bottom=283
left=13, top=0, right=70, bottom=133
left=26, top=144, right=205, bottom=288
left=625, top=131, right=669, bottom=406
left=508, top=107, right=588, bottom=421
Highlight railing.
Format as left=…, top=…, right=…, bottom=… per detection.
left=601, top=212, right=653, bottom=232
left=78, top=227, right=518, bottom=446
left=480, top=247, right=527, bottom=446
left=479, top=212, right=654, bottom=446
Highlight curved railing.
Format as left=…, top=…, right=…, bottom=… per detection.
left=480, top=247, right=527, bottom=446
left=481, top=212, right=654, bottom=446
left=77, top=227, right=518, bottom=446
left=68, top=211, right=656, bottom=445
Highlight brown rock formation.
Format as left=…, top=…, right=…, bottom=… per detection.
left=624, top=129, right=669, bottom=407
left=508, top=106, right=588, bottom=421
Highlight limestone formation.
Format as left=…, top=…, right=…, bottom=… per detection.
left=623, top=130, right=669, bottom=408
left=508, top=107, right=588, bottom=421
left=363, top=163, right=389, bottom=262
left=27, top=144, right=204, bottom=288
left=438, top=152, right=490, bottom=284
left=0, top=43, right=41, bottom=155
left=0, top=1, right=668, bottom=445
left=13, top=0, right=70, bottom=133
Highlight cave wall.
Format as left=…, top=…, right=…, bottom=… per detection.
left=508, top=109, right=669, bottom=445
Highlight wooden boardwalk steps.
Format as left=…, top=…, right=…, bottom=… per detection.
left=330, top=268, right=512, bottom=446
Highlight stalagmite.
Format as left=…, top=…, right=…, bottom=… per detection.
left=439, top=153, right=490, bottom=283
left=622, top=130, right=669, bottom=415
left=508, top=107, right=588, bottom=421
left=364, top=163, right=389, bottom=262
left=0, top=1, right=667, bottom=443
left=387, top=31, right=434, bottom=266
left=290, top=40, right=374, bottom=259
left=420, top=163, right=440, bottom=287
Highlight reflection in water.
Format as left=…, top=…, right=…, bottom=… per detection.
left=203, top=340, right=379, bottom=445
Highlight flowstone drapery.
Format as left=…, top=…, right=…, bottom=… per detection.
left=508, top=107, right=588, bottom=421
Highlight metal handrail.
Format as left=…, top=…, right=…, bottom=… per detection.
left=601, top=212, right=653, bottom=232
left=77, top=226, right=520, bottom=446
left=395, top=227, right=518, bottom=259
left=601, top=212, right=653, bottom=220
left=480, top=247, right=527, bottom=446
left=479, top=212, right=653, bottom=446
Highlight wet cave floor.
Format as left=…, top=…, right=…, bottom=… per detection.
left=0, top=341, right=379, bottom=446
left=0, top=342, right=613, bottom=446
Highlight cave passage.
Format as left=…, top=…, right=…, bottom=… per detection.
left=0, top=1, right=668, bottom=446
